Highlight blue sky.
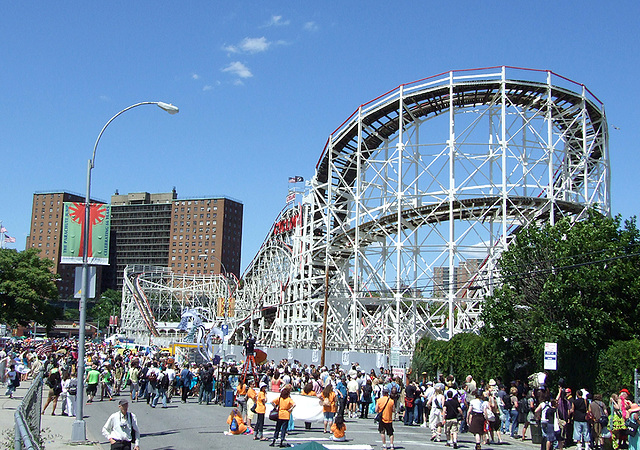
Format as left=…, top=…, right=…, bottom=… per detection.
left=1, top=1, right=639, bottom=272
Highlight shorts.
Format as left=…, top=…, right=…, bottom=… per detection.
left=543, top=423, right=557, bottom=443
left=378, top=421, right=394, bottom=436
left=348, top=392, right=358, bottom=404
left=324, top=412, right=335, bottom=421
left=445, top=418, right=459, bottom=435
left=87, top=383, right=98, bottom=396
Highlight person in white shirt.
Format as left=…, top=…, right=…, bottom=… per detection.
left=347, top=376, right=360, bottom=418
left=102, top=399, right=140, bottom=450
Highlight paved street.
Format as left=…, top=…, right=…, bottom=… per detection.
left=2, top=383, right=545, bottom=450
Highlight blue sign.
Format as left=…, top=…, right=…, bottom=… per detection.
left=221, top=324, right=229, bottom=336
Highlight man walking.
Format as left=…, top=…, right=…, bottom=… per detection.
left=376, top=387, right=395, bottom=450
left=102, top=399, right=140, bottom=450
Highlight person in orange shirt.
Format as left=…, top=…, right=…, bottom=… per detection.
left=246, top=379, right=258, bottom=428
left=270, top=386, right=296, bottom=447
left=236, top=380, right=248, bottom=422
left=376, top=388, right=395, bottom=450
left=226, top=408, right=248, bottom=435
left=321, top=384, right=338, bottom=433
left=253, top=383, right=269, bottom=441
left=301, top=382, right=317, bottom=430
left=331, top=414, right=347, bottom=442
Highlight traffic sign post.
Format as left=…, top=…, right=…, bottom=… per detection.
left=544, top=342, right=558, bottom=370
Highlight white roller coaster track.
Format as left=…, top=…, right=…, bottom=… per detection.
left=121, top=66, right=610, bottom=356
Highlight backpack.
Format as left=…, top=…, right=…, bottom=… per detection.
left=503, top=395, right=512, bottom=410
left=545, top=406, right=556, bottom=423
left=230, top=417, right=238, bottom=432
left=390, top=386, right=399, bottom=400
left=68, top=379, right=78, bottom=396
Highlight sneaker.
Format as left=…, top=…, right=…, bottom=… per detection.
left=454, top=444, right=458, bottom=449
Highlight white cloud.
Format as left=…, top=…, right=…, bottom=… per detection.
left=192, top=73, right=200, bottom=80
left=222, top=44, right=238, bottom=53
left=203, top=85, right=213, bottom=91
left=99, top=95, right=110, bottom=102
left=222, top=61, right=253, bottom=79
left=223, top=37, right=271, bottom=54
left=265, top=15, right=290, bottom=27
left=240, top=37, right=270, bottom=53
left=304, top=21, right=319, bottom=32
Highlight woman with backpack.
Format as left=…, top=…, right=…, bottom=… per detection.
left=590, top=394, right=609, bottom=450
left=226, top=408, right=249, bottom=435
left=428, top=386, right=446, bottom=442
left=520, top=390, right=536, bottom=441
left=42, top=366, right=62, bottom=415
left=63, top=371, right=78, bottom=417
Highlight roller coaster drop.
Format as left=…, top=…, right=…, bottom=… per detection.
left=121, top=67, right=610, bottom=356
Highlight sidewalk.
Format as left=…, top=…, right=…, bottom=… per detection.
left=0, top=383, right=102, bottom=449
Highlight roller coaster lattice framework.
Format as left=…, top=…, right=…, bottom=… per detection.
left=121, top=66, right=610, bottom=355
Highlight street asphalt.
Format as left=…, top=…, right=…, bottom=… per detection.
left=1, top=382, right=545, bottom=450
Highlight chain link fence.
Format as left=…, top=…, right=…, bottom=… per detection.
left=14, top=370, right=44, bottom=450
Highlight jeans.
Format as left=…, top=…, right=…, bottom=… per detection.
left=573, top=421, right=590, bottom=443
left=137, top=380, right=147, bottom=401
left=152, top=387, right=167, bottom=408
left=404, top=403, right=415, bottom=425
left=255, top=413, right=265, bottom=439
left=273, top=418, right=288, bottom=443
left=199, top=384, right=212, bottom=404
left=509, top=409, right=519, bottom=436
left=500, top=407, right=509, bottom=434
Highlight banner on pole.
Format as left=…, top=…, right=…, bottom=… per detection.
left=61, top=202, right=111, bottom=265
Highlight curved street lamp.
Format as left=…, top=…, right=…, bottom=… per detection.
left=72, top=101, right=179, bottom=442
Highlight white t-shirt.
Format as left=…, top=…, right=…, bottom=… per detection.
left=470, top=398, right=486, bottom=413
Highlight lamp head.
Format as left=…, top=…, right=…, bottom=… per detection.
left=157, top=102, right=179, bottom=114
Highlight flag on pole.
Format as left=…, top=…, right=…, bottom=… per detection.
left=4, top=235, right=15, bottom=243
left=0, top=227, right=6, bottom=233
left=286, top=192, right=296, bottom=203
left=288, top=176, right=303, bottom=183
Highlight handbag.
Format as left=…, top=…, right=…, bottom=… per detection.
left=598, top=414, right=609, bottom=426
left=626, top=418, right=639, bottom=437
left=251, top=403, right=257, bottom=413
left=484, top=407, right=496, bottom=422
left=269, top=407, right=279, bottom=421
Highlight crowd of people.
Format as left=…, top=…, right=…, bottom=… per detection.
left=2, top=337, right=639, bottom=450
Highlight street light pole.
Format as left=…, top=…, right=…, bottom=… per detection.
left=72, top=101, right=179, bottom=443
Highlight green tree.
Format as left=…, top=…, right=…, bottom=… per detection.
left=413, top=333, right=507, bottom=383
left=480, top=211, right=640, bottom=389
left=0, top=248, right=60, bottom=330
left=596, top=339, right=640, bottom=397
left=89, top=289, right=121, bottom=331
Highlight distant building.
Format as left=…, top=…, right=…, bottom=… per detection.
left=27, top=189, right=243, bottom=297
left=104, top=190, right=177, bottom=289
left=168, top=196, right=243, bottom=278
left=432, top=258, right=485, bottom=298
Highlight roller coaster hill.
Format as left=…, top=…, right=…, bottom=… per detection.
left=120, top=66, right=610, bottom=358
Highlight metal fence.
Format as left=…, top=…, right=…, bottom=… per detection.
left=14, top=370, right=43, bottom=450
